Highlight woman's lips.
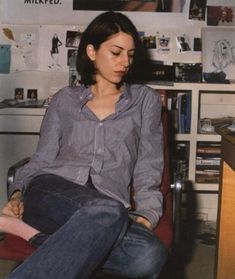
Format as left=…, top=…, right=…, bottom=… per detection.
left=114, top=71, right=126, bottom=76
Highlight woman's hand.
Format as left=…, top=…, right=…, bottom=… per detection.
left=1, top=191, right=24, bottom=219
left=135, top=216, right=152, bottom=230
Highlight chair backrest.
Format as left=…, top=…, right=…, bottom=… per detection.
left=125, top=107, right=173, bottom=249
left=154, top=108, right=173, bottom=249
left=0, top=233, right=35, bottom=261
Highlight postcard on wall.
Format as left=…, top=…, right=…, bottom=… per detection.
left=2, top=26, right=40, bottom=72
left=207, top=5, right=235, bottom=26
left=39, top=26, right=70, bottom=72
left=157, top=34, right=171, bottom=54
left=176, top=34, right=192, bottom=53
left=0, top=45, right=11, bottom=74
left=65, top=30, right=83, bottom=48
left=139, top=31, right=157, bottom=50
left=188, top=0, right=207, bottom=21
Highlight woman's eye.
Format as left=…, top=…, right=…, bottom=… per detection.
left=111, top=51, right=120, bottom=56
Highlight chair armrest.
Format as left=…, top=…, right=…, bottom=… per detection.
left=171, top=179, right=184, bottom=246
left=7, top=157, right=31, bottom=189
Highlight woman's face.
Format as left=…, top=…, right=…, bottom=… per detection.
left=87, top=32, right=135, bottom=85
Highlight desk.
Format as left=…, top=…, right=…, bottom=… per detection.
left=215, top=129, right=235, bottom=279
left=0, top=107, right=45, bottom=133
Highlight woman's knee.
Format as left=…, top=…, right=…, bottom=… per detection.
left=128, top=233, right=167, bottom=278
left=85, top=197, right=128, bottom=226
left=24, top=174, right=70, bottom=196
left=22, top=175, right=79, bottom=233
left=140, top=238, right=167, bottom=277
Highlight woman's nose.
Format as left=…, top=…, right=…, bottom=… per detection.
left=121, top=54, right=130, bottom=68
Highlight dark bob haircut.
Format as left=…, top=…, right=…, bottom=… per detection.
left=76, top=11, right=146, bottom=86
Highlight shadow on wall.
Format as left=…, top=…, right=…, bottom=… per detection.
left=177, top=180, right=199, bottom=279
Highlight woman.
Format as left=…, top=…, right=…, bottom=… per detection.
left=1, top=11, right=167, bottom=278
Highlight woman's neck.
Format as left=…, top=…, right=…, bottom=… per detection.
left=90, top=81, right=122, bottom=98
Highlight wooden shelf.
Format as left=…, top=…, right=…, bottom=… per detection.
left=193, top=183, right=219, bottom=192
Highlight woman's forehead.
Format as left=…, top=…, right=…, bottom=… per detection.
left=103, top=32, right=135, bottom=49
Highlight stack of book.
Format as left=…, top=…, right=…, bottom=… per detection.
left=196, top=142, right=221, bottom=184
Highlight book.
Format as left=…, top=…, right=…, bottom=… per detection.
left=196, top=175, right=220, bottom=184
left=185, top=93, right=191, bottom=133
left=196, top=169, right=220, bottom=184
left=196, top=157, right=221, bottom=166
left=196, top=165, right=220, bottom=170
left=197, top=142, right=221, bottom=155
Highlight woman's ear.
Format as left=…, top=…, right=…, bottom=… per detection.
left=86, top=44, right=96, bottom=61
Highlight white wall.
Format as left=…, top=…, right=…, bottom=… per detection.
left=1, top=0, right=234, bottom=101
left=1, top=0, right=233, bottom=100
left=0, top=0, right=206, bottom=100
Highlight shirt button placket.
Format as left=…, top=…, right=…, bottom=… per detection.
left=92, top=121, right=104, bottom=173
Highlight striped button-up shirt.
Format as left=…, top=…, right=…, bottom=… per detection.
left=9, top=83, right=163, bottom=227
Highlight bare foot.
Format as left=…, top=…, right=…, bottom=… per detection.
left=0, top=214, right=39, bottom=241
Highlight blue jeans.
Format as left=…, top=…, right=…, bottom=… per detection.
left=8, top=174, right=167, bottom=279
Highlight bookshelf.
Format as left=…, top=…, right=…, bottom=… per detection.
left=150, top=82, right=235, bottom=194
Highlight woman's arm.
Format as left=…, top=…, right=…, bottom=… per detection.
left=1, top=191, right=23, bottom=218
left=132, top=88, right=163, bottom=229
left=7, top=94, right=62, bottom=199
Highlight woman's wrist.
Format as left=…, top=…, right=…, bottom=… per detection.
left=10, top=191, right=22, bottom=200
left=135, top=216, right=152, bottom=230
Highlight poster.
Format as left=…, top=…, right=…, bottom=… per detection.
left=1, top=0, right=186, bottom=25
left=1, top=0, right=75, bottom=25
left=73, top=0, right=186, bottom=12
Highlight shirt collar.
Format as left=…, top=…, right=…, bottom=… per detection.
left=117, top=83, right=132, bottom=102
left=78, top=85, right=93, bottom=111
left=77, top=83, right=132, bottom=112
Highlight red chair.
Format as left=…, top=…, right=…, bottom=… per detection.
left=0, top=109, right=181, bottom=267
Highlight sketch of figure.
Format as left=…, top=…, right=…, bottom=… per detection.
left=49, top=33, right=63, bottom=69
left=212, top=39, right=235, bottom=72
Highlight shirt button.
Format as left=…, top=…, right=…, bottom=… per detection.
left=99, top=122, right=103, bottom=126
